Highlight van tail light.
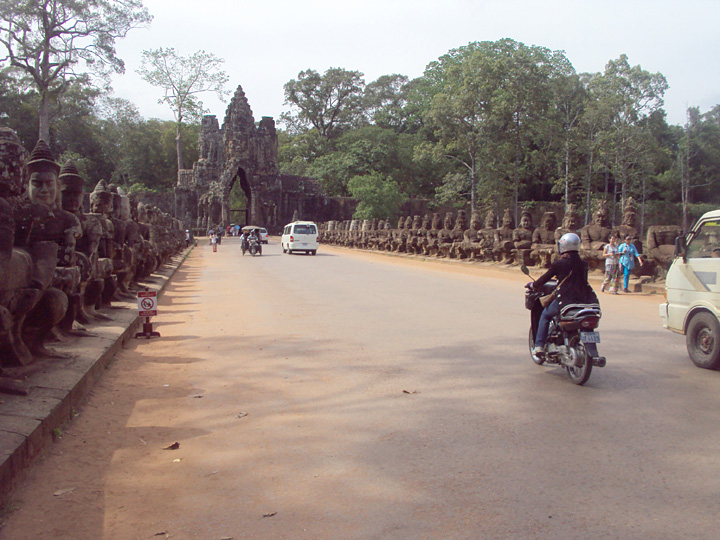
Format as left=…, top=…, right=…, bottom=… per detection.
left=290, top=235, right=294, bottom=242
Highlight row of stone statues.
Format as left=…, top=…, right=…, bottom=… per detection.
left=0, top=128, right=186, bottom=373
left=318, top=199, right=682, bottom=277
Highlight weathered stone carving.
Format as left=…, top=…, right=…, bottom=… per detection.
left=531, top=212, right=558, bottom=267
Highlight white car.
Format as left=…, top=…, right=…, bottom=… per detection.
left=258, top=228, right=268, bottom=244
left=282, top=221, right=319, bottom=255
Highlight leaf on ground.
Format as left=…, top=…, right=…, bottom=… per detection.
left=192, top=395, right=204, bottom=399
left=236, top=412, right=248, bottom=419
left=53, top=487, right=76, bottom=497
left=262, top=512, right=277, bottom=518
left=220, top=537, right=235, bottom=540
left=152, top=533, right=169, bottom=538
left=163, top=442, right=180, bottom=450
left=402, top=390, right=418, bottom=394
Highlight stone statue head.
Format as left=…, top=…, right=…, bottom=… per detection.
left=443, top=212, right=454, bottom=230
left=431, top=213, right=441, bottom=230
left=397, top=217, right=404, bottom=229
left=484, top=209, right=496, bottom=229
left=116, top=187, right=131, bottom=220
left=404, top=216, right=413, bottom=229
left=412, top=215, right=422, bottom=230
left=519, top=210, right=532, bottom=229
left=470, top=211, right=481, bottom=230
left=501, top=208, right=514, bottom=229
left=455, top=209, right=467, bottom=230
left=622, top=198, right=638, bottom=227
left=0, top=127, right=28, bottom=198
left=90, top=180, right=113, bottom=215
left=541, top=212, right=557, bottom=230
left=422, top=214, right=431, bottom=230
left=593, top=200, right=609, bottom=227
left=58, top=160, right=85, bottom=213
left=26, top=139, right=61, bottom=209
left=562, top=204, right=579, bottom=230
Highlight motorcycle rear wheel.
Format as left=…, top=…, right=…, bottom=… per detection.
left=566, top=335, right=592, bottom=385
left=528, top=327, right=545, bottom=365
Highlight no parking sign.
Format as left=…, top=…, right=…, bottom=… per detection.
left=137, top=290, right=158, bottom=317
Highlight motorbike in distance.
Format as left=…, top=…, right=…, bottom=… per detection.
left=522, top=265, right=606, bottom=386
left=248, top=235, right=261, bottom=256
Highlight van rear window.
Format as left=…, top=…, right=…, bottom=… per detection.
left=294, top=225, right=316, bottom=234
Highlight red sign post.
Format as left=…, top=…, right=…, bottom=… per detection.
left=135, top=290, right=160, bottom=339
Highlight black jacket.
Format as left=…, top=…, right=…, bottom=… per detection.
left=535, top=251, right=593, bottom=305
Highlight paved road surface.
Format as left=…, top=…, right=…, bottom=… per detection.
left=2, top=238, right=718, bottom=539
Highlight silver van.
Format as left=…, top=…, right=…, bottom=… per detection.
left=281, top=221, right=319, bottom=255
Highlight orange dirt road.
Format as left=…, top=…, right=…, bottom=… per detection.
left=2, top=239, right=719, bottom=539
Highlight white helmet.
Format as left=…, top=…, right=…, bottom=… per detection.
left=558, top=232, right=581, bottom=254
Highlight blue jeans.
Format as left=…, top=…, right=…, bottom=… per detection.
left=535, top=298, right=559, bottom=347
left=621, top=264, right=632, bottom=290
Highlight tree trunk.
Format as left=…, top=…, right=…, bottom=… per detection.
left=176, top=122, right=184, bottom=172
left=39, top=91, right=51, bottom=142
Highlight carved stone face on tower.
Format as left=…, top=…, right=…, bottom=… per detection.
left=28, top=170, right=59, bottom=209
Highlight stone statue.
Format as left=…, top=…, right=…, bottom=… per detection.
left=0, top=129, right=42, bottom=365
left=459, top=211, right=482, bottom=260
left=580, top=200, right=612, bottom=269
left=513, top=210, right=534, bottom=265
left=15, top=140, right=78, bottom=357
left=618, top=197, right=641, bottom=252
left=531, top=211, right=558, bottom=267
left=554, top=203, right=580, bottom=242
left=493, top=209, right=515, bottom=264
left=478, top=209, right=497, bottom=261
left=437, top=212, right=455, bottom=258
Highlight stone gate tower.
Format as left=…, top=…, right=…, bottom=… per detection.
left=174, top=85, right=354, bottom=232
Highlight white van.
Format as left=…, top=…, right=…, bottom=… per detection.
left=659, top=209, right=720, bottom=369
left=281, top=221, right=319, bottom=255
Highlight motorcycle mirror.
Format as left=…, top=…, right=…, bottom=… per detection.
left=520, top=265, right=530, bottom=277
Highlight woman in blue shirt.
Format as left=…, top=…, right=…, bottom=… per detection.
left=618, top=235, right=644, bottom=292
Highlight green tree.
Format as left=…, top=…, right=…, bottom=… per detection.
left=0, top=0, right=151, bottom=141
left=281, top=67, right=365, bottom=141
left=347, top=172, right=404, bottom=219
left=138, top=47, right=229, bottom=172
left=590, top=55, right=668, bottom=213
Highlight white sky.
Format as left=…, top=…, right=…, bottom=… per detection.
left=111, top=0, right=720, bottom=128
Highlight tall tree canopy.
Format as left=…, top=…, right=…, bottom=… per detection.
left=281, top=68, right=365, bottom=141
left=0, top=0, right=152, bottom=141
left=138, top=47, right=229, bottom=172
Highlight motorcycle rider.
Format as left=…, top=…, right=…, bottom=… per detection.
left=530, top=232, right=595, bottom=356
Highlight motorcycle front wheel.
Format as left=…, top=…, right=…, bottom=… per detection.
left=528, top=327, right=545, bottom=365
left=566, top=334, right=592, bottom=385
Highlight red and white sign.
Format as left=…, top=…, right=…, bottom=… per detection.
left=137, top=290, right=158, bottom=317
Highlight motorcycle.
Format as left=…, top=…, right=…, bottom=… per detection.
left=248, top=236, right=261, bottom=256
left=522, top=265, right=606, bottom=385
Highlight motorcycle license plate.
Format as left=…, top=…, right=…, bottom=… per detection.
left=581, top=331, right=600, bottom=344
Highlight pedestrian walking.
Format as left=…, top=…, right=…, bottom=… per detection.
left=211, top=232, right=218, bottom=253
left=185, top=229, right=191, bottom=248
left=601, top=234, right=620, bottom=294
left=618, top=235, right=643, bottom=292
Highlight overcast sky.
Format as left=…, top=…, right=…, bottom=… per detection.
left=111, top=0, right=720, bottom=128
